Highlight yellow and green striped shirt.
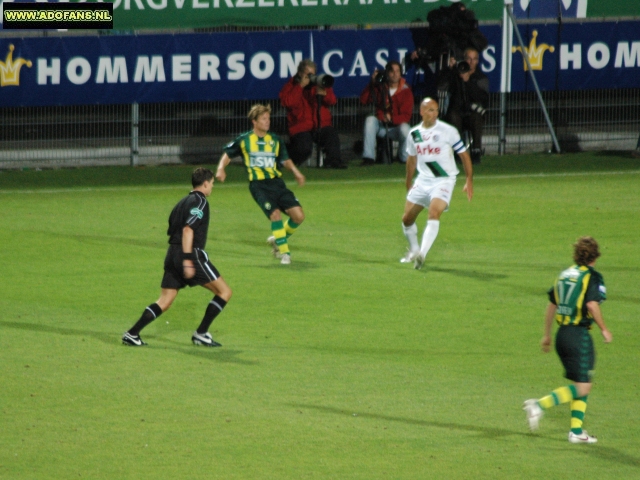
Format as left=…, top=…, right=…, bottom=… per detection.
left=548, top=265, right=606, bottom=327
left=223, top=130, right=289, bottom=182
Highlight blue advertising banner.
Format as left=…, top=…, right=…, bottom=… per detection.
left=511, top=20, right=640, bottom=91
left=1, top=29, right=419, bottom=106
left=1, top=21, right=638, bottom=107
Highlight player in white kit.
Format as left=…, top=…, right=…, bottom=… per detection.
left=400, top=97, right=473, bottom=270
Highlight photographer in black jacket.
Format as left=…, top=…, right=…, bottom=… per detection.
left=438, top=47, right=489, bottom=164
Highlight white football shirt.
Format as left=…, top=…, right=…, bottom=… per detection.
left=405, top=119, right=466, bottom=179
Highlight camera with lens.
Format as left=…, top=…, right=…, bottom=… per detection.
left=413, top=3, right=488, bottom=69
left=308, top=73, right=334, bottom=88
left=373, top=70, right=388, bottom=85
left=294, top=72, right=334, bottom=88
left=414, top=47, right=431, bottom=64
left=456, top=61, right=470, bottom=74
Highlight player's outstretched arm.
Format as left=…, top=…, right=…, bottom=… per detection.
left=459, top=150, right=473, bottom=201
left=587, top=301, right=613, bottom=343
left=216, top=153, right=231, bottom=182
left=282, top=159, right=306, bottom=186
left=541, top=303, right=556, bottom=353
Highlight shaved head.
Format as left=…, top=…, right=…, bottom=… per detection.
left=419, top=97, right=439, bottom=128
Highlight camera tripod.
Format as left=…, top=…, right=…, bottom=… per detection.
left=370, top=81, right=395, bottom=165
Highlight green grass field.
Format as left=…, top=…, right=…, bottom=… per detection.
left=1, top=152, right=639, bottom=479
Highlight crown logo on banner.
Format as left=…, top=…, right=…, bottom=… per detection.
left=511, top=30, right=555, bottom=71
left=0, top=44, right=33, bottom=87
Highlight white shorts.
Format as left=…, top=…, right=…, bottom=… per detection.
left=406, top=176, right=457, bottom=209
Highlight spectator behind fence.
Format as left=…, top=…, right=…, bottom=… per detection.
left=359, top=60, right=414, bottom=166
left=437, top=47, right=489, bottom=164
left=279, top=59, right=347, bottom=169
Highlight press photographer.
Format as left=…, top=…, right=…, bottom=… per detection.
left=279, top=59, right=347, bottom=169
left=359, top=60, right=414, bottom=166
left=407, top=2, right=489, bottom=164
left=438, top=47, right=489, bottom=164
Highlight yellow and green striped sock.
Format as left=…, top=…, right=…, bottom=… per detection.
left=538, top=384, right=578, bottom=410
left=271, top=220, right=289, bottom=256
left=570, top=396, right=588, bottom=435
left=285, top=219, right=299, bottom=239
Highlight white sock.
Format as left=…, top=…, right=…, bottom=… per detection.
left=419, top=220, right=440, bottom=257
left=402, top=223, right=419, bottom=253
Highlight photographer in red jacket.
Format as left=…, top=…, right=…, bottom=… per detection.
left=279, top=59, right=347, bottom=169
left=359, top=60, right=414, bottom=166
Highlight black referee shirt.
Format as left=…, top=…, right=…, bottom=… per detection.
left=167, top=191, right=210, bottom=249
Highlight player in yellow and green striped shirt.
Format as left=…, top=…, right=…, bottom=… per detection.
left=216, top=104, right=306, bottom=265
left=523, top=236, right=613, bottom=444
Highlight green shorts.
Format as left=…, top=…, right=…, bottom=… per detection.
left=555, top=326, right=595, bottom=383
left=249, top=177, right=301, bottom=218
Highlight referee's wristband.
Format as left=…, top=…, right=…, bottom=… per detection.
left=183, top=252, right=195, bottom=261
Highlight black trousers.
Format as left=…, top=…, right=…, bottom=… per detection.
left=445, top=110, right=484, bottom=150
left=288, top=126, right=342, bottom=167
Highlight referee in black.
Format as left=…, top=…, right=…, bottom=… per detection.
left=122, top=168, right=232, bottom=347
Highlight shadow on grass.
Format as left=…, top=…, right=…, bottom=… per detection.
left=289, top=403, right=529, bottom=440
left=230, top=237, right=391, bottom=266
left=418, top=265, right=508, bottom=281
left=0, top=320, right=255, bottom=366
left=151, top=336, right=258, bottom=365
left=446, top=259, right=558, bottom=271
left=31, top=230, right=164, bottom=250
left=571, top=446, right=640, bottom=468
left=254, top=261, right=320, bottom=271
left=229, top=236, right=391, bottom=267
left=0, top=320, right=115, bottom=345
left=302, top=245, right=393, bottom=265
left=303, top=344, right=516, bottom=357
left=291, top=403, right=640, bottom=467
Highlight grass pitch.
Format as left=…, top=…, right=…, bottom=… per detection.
left=1, top=152, right=639, bottom=479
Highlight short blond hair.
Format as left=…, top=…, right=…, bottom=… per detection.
left=248, top=104, right=271, bottom=122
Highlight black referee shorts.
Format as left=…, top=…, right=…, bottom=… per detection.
left=249, top=177, right=301, bottom=218
left=161, top=245, right=220, bottom=290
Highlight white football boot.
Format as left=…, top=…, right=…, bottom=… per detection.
left=400, top=250, right=418, bottom=264
left=267, top=236, right=282, bottom=258
left=523, top=399, right=544, bottom=432
left=568, top=430, right=598, bottom=444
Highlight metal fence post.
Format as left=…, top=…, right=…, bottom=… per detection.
left=506, top=2, right=562, bottom=154
left=499, top=0, right=514, bottom=155
left=131, top=102, right=139, bottom=166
